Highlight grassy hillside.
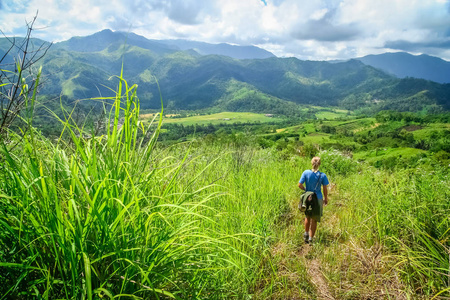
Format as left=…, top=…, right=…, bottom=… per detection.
left=1, top=73, right=449, bottom=298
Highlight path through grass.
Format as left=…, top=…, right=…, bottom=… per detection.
left=260, top=180, right=410, bottom=299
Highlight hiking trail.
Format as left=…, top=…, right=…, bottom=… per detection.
left=260, top=183, right=408, bottom=299
left=261, top=196, right=339, bottom=299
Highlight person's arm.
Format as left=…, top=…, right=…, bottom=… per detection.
left=323, top=184, right=328, bottom=205
left=298, top=182, right=305, bottom=191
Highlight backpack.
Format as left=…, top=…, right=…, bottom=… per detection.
left=298, top=172, right=321, bottom=215
left=299, top=191, right=318, bottom=213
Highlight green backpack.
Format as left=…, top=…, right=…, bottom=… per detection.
left=299, top=191, right=318, bottom=214
left=298, top=172, right=321, bottom=215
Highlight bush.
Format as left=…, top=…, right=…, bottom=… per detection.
left=433, top=150, right=450, bottom=163
left=301, top=143, right=318, bottom=158
left=318, top=149, right=358, bottom=176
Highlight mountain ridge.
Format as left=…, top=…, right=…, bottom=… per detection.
left=1, top=30, right=449, bottom=114
left=154, top=39, right=275, bottom=60
left=356, top=52, right=450, bottom=84
left=4, top=29, right=450, bottom=83
left=53, top=29, right=275, bottom=60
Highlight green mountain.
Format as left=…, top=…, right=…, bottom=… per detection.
left=2, top=30, right=450, bottom=114
left=0, top=37, right=52, bottom=66
left=356, top=52, right=450, bottom=84
left=155, top=39, right=275, bottom=59
left=52, top=29, right=176, bottom=55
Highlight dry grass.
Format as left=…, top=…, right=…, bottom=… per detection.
left=323, top=239, right=408, bottom=300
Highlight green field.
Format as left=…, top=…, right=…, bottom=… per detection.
left=308, top=106, right=352, bottom=120
left=141, top=112, right=285, bottom=125
left=301, top=132, right=332, bottom=144
left=353, top=147, right=427, bottom=162
left=274, top=118, right=377, bottom=134
left=327, top=118, right=377, bottom=133
left=411, top=123, right=450, bottom=139
left=141, top=108, right=354, bottom=126
left=315, top=110, right=349, bottom=120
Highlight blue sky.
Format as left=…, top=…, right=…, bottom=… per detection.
left=1, top=0, right=450, bottom=61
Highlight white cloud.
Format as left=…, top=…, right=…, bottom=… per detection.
left=1, top=0, right=449, bottom=60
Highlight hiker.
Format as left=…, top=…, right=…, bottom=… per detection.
left=298, top=156, right=329, bottom=244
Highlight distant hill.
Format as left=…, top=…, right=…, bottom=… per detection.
left=53, top=29, right=274, bottom=59
left=53, top=29, right=176, bottom=55
left=356, top=52, right=450, bottom=84
left=155, top=39, right=275, bottom=60
left=1, top=30, right=450, bottom=115
left=0, top=37, right=51, bottom=65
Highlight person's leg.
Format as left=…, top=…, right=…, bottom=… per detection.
left=309, top=219, right=317, bottom=238
left=304, top=216, right=311, bottom=232
left=309, top=198, right=323, bottom=240
left=304, top=216, right=311, bottom=242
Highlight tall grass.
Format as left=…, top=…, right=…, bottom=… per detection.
left=332, top=159, right=450, bottom=298
left=0, top=73, right=263, bottom=299
left=0, top=72, right=311, bottom=299
left=1, top=69, right=448, bottom=298
left=154, top=141, right=310, bottom=295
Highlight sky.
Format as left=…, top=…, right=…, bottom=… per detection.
left=1, top=0, right=450, bottom=61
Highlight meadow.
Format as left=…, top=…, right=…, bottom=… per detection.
left=0, top=75, right=449, bottom=299
left=140, top=111, right=286, bottom=126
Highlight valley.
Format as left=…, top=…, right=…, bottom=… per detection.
left=0, top=28, right=449, bottom=299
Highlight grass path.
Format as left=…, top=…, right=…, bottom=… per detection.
left=260, top=184, right=408, bottom=299
left=306, top=258, right=335, bottom=300
left=295, top=202, right=337, bottom=300
left=256, top=193, right=338, bottom=299
left=282, top=187, right=339, bottom=299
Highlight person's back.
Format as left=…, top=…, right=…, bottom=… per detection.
left=298, top=157, right=329, bottom=244
left=301, top=170, right=324, bottom=197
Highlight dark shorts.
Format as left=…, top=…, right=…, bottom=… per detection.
left=307, top=198, right=323, bottom=222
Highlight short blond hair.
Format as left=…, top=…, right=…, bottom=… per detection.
left=311, top=156, right=321, bottom=170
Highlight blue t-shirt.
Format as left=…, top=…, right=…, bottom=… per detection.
left=299, top=170, right=329, bottom=200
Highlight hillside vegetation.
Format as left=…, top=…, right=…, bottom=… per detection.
left=2, top=30, right=450, bottom=115
left=1, top=69, right=449, bottom=299
left=1, top=29, right=450, bottom=298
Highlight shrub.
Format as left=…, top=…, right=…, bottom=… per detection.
left=318, top=149, right=358, bottom=176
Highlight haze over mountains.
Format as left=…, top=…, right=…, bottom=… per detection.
left=52, top=29, right=275, bottom=59
left=356, top=52, right=450, bottom=84
left=1, top=29, right=449, bottom=114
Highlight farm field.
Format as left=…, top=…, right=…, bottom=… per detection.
left=140, top=111, right=286, bottom=125
left=353, top=147, right=427, bottom=163
left=411, top=123, right=450, bottom=139
left=314, top=109, right=351, bottom=120
left=140, top=105, right=353, bottom=127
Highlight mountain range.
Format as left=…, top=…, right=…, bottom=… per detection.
left=1, top=29, right=449, bottom=114
left=355, top=52, right=450, bottom=84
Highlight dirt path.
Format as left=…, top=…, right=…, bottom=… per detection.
left=297, top=226, right=335, bottom=300
left=261, top=199, right=338, bottom=299
left=276, top=193, right=408, bottom=300
left=307, top=258, right=335, bottom=300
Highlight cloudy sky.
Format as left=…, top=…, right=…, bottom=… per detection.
left=1, top=0, right=450, bottom=61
